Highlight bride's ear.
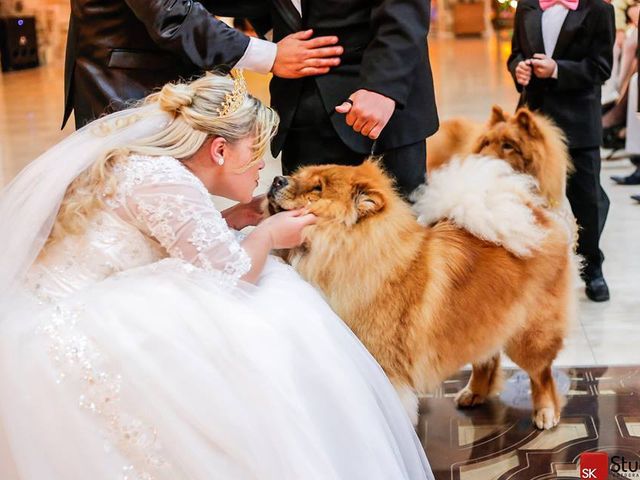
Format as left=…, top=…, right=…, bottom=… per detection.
left=209, top=137, right=226, bottom=166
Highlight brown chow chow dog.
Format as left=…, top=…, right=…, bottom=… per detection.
left=268, top=157, right=577, bottom=430
left=427, top=106, right=572, bottom=209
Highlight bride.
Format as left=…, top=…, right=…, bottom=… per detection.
left=0, top=71, right=434, bottom=480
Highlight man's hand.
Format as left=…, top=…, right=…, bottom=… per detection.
left=273, top=30, right=343, bottom=79
left=222, top=195, right=266, bottom=230
left=530, top=53, right=557, bottom=79
left=335, top=90, right=396, bottom=140
left=515, top=60, right=533, bottom=86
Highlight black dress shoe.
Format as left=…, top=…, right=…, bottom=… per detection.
left=585, top=275, right=610, bottom=302
left=632, top=194, right=640, bottom=203
left=611, top=168, right=640, bottom=185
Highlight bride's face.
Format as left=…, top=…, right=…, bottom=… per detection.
left=212, top=136, right=265, bottom=203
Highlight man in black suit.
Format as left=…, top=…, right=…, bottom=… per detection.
left=264, top=0, right=439, bottom=198
left=508, top=0, right=615, bottom=302
left=63, top=0, right=343, bottom=128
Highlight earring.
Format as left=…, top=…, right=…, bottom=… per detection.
left=216, top=156, right=225, bottom=166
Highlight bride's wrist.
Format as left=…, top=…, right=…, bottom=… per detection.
left=253, top=223, right=275, bottom=250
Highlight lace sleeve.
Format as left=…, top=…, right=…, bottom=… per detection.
left=108, top=156, right=251, bottom=282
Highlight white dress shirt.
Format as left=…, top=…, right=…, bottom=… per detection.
left=234, top=36, right=278, bottom=74
left=541, top=4, right=569, bottom=78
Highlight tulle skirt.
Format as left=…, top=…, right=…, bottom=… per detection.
left=0, top=257, right=433, bottom=480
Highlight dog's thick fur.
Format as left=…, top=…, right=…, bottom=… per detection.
left=427, top=106, right=572, bottom=209
left=268, top=157, right=577, bottom=430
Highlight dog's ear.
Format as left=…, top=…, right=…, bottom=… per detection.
left=489, top=105, right=507, bottom=126
left=352, top=181, right=385, bottom=222
left=514, top=109, right=541, bottom=138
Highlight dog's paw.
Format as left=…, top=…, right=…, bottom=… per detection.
left=454, top=387, right=486, bottom=408
left=533, top=407, right=559, bottom=430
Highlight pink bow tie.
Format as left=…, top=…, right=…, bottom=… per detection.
left=539, top=0, right=579, bottom=10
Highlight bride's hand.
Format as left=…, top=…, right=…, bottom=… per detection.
left=240, top=209, right=316, bottom=283
left=257, top=209, right=317, bottom=250
left=223, top=195, right=266, bottom=230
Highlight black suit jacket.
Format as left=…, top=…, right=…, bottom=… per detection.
left=508, top=0, right=614, bottom=149
left=268, top=0, right=439, bottom=155
left=63, top=0, right=268, bottom=128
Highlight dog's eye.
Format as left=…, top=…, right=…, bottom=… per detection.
left=311, top=184, right=322, bottom=193
left=502, top=142, right=514, bottom=151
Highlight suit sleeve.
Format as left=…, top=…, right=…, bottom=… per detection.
left=357, top=0, right=430, bottom=109
left=123, top=0, right=255, bottom=69
left=507, top=6, right=526, bottom=93
left=555, top=5, right=615, bottom=91
left=200, top=0, right=270, bottom=18
left=201, top=0, right=272, bottom=38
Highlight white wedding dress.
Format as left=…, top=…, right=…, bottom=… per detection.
left=0, top=154, right=433, bottom=480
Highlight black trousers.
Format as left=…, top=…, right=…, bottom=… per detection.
left=281, top=82, right=427, bottom=198
left=566, top=147, right=610, bottom=276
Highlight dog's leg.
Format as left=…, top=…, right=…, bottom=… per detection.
left=527, top=364, right=561, bottom=430
left=507, top=340, right=562, bottom=430
left=455, top=353, right=502, bottom=408
left=393, top=382, right=419, bottom=427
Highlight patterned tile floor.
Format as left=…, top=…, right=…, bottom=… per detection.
left=421, top=367, right=640, bottom=479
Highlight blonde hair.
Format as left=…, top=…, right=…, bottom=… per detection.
left=49, top=72, right=279, bottom=244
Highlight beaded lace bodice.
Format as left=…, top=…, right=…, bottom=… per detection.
left=26, top=155, right=251, bottom=301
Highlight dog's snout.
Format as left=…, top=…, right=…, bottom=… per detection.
left=271, top=176, right=289, bottom=191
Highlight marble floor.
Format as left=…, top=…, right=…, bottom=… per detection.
left=1, top=35, right=638, bottom=366
left=422, top=366, right=640, bottom=480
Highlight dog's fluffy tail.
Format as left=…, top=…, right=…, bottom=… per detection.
left=412, top=155, right=547, bottom=257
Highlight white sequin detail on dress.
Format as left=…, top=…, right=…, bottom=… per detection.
left=38, top=303, right=169, bottom=480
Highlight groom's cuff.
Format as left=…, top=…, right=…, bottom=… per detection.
left=234, top=37, right=277, bottom=74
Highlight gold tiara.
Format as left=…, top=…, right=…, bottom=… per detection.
left=217, top=69, right=248, bottom=118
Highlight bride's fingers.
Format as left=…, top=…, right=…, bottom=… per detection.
left=298, top=213, right=318, bottom=226
left=288, top=207, right=310, bottom=216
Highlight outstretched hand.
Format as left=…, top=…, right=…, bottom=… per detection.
left=335, top=89, right=396, bottom=140
left=273, top=30, right=343, bottom=79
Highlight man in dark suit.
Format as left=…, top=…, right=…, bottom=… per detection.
left=508, top=0, right=615, bottom=301
left=64, top=0, right=343, bottom=128
left=264, top=0, right=439, bottom=198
